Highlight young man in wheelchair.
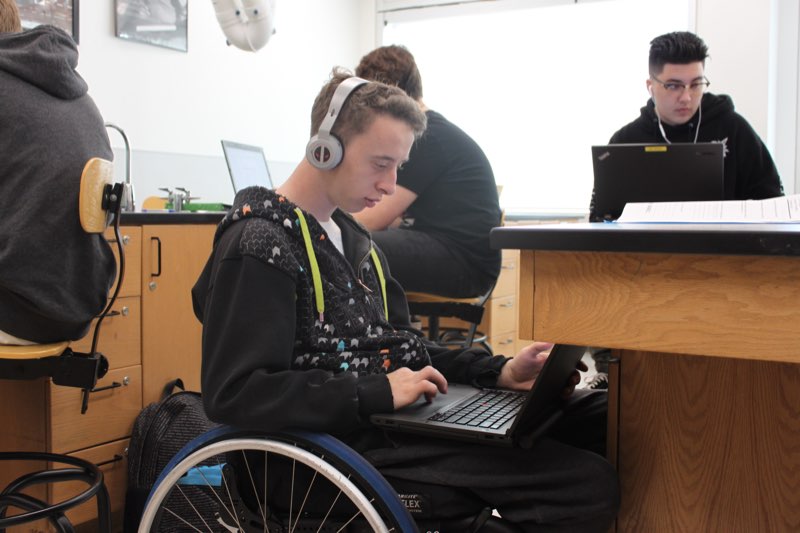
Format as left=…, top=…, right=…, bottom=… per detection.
left=192, top=69, right=619, bottom=532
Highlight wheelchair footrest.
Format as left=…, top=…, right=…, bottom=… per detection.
left=0, top=348, right=109, bottom=389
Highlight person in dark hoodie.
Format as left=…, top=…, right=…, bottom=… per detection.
left=588, top=31, right=784, bottom=223
left=0, top=5, right=115, bottom=345
left=585, top=31, right=784, bottom=390
left=192, top=68, right=619, bottom=532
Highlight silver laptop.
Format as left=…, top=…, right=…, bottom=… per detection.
left=221, top=140, right=274, bottom=193
left=591, top=142, right=724, bottom=221
left=370, top=344, right=586, bottom=448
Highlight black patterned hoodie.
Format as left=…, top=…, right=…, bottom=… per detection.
left=194, top=186, right=509, bottom=440
left=192, top=187, right=436, bottom=437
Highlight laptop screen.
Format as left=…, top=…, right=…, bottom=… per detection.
left=221, top=140, right=274, bottom=193
left=591, top=142, right=724, bottom=221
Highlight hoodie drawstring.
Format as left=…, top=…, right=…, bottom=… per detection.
left=295, top=208, right=325, bottom=322
left=369, top=247, right=389, bottom=320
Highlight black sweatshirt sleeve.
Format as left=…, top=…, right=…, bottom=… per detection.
left=426, top=342, right=510, bottom=388
left=732, top=114, right=784, bottom=199
left=197, top=253, right=393, bottom=434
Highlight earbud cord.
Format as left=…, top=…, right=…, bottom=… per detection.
left=656, top=99, right=702, bottom=144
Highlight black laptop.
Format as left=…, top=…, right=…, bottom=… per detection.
left=591, top=142, right=724, bottom=221
left=370, top=344, right=586, bottom=448
left=221, top=140, right=274, bottom=193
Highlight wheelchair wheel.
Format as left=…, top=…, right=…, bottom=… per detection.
left=138, top=427, right=417, bottom=532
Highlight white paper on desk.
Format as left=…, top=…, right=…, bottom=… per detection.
left=617, top=194, right=800, bottom=223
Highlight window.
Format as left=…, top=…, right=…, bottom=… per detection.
left=379, top=0, right=693, bottom=215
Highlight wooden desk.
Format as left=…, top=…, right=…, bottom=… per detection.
left=491, top=223, right=800, bottom=532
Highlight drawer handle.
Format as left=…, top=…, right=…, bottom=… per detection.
left=80, top=376, right=130, bottom=414
left=499, top=301, right=514, bottom=308
left=108, top=235, right=131, bottom=246
left=498, top=338, right=514, bottom=345
left=102, top=306, right=129, bottom=319
left=501, top=264, right=516, bottom=270
left=91, top=377, right=129, bottom=393
left=151, top=236, right=162, bottom=277
left=96, top=454, right=125, bottom=467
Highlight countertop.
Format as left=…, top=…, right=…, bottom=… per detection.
left=118, top=211, right=226, bottom=225
left=490, top=222, right=800, bottom=256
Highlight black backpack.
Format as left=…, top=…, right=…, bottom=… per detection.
left=123, top=379, right=221, bottom=532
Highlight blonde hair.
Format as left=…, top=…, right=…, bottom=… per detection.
left=0, top=0, right=22, bottom=33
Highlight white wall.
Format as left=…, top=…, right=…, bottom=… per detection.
left=696, top=0, right=797, bottom=194
left=75, top=1, right=370, bottom=206
left=696, top=0, right=771, bottom=139
left=68, top=1, right=791, bottom=205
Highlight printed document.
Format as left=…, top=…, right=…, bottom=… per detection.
left=617, top=194, right=800, bottom=223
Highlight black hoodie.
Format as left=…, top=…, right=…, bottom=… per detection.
left=192, top=187, right=508, bottom=443
left=0, top=25, right=115, bottom=342
left=589, top=93, right=783, bottom=221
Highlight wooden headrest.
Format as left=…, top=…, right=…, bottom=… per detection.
left=79, top=158, right=114, bottom=234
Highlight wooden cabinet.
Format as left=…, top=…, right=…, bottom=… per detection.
left=483, top=249, right=519, bottom=354
left=0, top=221, right=217, bottom=532
left=141, top=225, right=216, bottom=405
left=506, top=240, right=800, bottom=532
left=0, top=225, right=142, bottom=532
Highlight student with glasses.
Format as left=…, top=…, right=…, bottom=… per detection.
left=588, top=31, right=784, bottom=224
left=585, top=31, right=784, bottom=390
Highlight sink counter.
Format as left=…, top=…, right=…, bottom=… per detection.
left=119, top=211, right=226, bottom=225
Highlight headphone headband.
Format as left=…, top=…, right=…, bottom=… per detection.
left=306, top=76, right=368, bottom=170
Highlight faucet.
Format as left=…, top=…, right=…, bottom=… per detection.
left=159, top=187, right=188, bottom=212
left=104, top=123, right=135, bottom=212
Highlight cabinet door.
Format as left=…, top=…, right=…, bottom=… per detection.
left=141, top=225, right=216, bottom=405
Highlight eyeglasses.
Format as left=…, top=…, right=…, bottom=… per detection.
left=650, top=76, right=710, bottom=95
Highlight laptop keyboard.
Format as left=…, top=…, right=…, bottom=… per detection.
left=428, top=390, right=525, bottom=429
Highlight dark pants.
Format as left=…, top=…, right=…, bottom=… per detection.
left=589, top=347, right=612, bottom=374
left=234, top=390, right=617, bottom=532
left=365, top=389, right=619, bottom=532
left=371, top=228, right=497, bottom=298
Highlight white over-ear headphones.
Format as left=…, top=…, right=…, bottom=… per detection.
left=306, top=77, right=368, bottom=170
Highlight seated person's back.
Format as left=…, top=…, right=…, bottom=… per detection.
left=355, top=45, right=501, bottom=298
left=0, top=11, right=115, bottom=344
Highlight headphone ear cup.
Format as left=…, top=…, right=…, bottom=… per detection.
left=306, top=133, right=343, bottom=170
left=306, top=76, right=366, bottom=171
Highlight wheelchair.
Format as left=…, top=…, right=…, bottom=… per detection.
left=138, top=425, right=522, bottom=533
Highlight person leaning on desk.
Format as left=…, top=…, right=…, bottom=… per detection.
left=588, top=30, right=784, bottom=223
left=352, top=45, right=502, bottom=299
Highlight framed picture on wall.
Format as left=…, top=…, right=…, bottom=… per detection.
left=15, top=0, right=79, bottom=43
left=115, top=0, right=188, bottom=52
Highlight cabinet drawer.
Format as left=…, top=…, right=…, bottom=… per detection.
left=486, top=295, right=516, bottom=338
left=488, top=332, right=516, bottom=355
left=106, top=226, right=141, bottom=298
left=71, top=296, right=141, bottom=369
left=494, top=252, right=518, bottom=298
left=51, top=439, right=129, bottom=528
left=49, top=365, right=142, bottom=454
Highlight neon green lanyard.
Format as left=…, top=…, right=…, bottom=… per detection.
left=369, top=247, right=388, bottom=320
left=295, top=208, right=388, bottom=322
